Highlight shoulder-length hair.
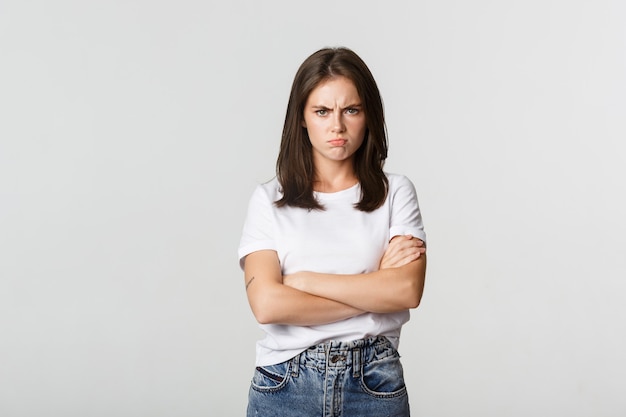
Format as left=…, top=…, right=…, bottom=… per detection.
left=275, top=47, right=388, bottom=212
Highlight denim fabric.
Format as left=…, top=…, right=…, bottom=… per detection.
left=247, top=336, right=410, bottom=417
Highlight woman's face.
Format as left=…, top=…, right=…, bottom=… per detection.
left=302, top=76, right=367, bottom=167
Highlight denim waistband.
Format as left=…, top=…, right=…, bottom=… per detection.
left=290, top=336, right=397, bottom=378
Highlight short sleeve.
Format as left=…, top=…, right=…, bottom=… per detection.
left=388, top=175, right=427, bottom=244
left=238, top=184, right=277, bottom=270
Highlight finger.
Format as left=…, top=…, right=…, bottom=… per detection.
left=404, top=235, right=424, bottom=247
left=397, top=252, right=421, bottom=267
left=381, top=250, right=409, bottom=268
left=382, top=237, right=423, bottom=267
left=386, top=247, right=415, bottom=264
left=390, top=237, right=419, bottom=250
left=382, top=247, right=422, bottom=268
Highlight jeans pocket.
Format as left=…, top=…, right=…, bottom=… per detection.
left=359, top=352, right=407, bottom=398
left=250, top=361, right=291, bottom=393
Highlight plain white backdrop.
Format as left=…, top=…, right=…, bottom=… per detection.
left=1, top=1, right=625, bottom=416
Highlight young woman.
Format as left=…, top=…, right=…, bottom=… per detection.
left=238, top=47, right=427, bottom=416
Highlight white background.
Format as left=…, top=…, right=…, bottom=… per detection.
left=1, top=1, right=625, bottom=416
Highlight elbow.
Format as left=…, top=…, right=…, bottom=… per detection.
left=382, top=278, right=422, bottom=312
left=407, top=294, right=422, bottom=309
left=249, top=291, right=283, bottom=325
left=254, top=313, right=273, bottom=326
left=251, top=305, right=270, bottom=325
left=407, top=273, right=425, bottom=308
left=399, top=257, right=426, bottom=309
left=247, top=279, right=297, bottom=325
left=250, top=300, right=277, bottom=325
left=401, top=281, right=423, bottom=309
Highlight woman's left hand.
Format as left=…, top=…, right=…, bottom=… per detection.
left=379, top=235, right=425, bottom=270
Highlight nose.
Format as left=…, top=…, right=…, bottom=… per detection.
left=331, top=112, right=346, bottom=133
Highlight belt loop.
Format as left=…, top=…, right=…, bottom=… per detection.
left=352, top=347, right=361, bottom=378
left=291, top=352, right=300, bottom=377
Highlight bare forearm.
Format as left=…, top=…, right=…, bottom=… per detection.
left=249, top=281, right=363, bottom=326
left=285, top=256, right=426, bottom=313
left=245, top=250, right=364, bottom=326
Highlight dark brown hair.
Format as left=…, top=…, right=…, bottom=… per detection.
left=275, top=47, right=389, bottom=212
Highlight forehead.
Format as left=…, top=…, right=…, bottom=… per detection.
left=306, top=76, right=361, bottom=103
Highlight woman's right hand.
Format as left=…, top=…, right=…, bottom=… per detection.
left=379, top=235, right=425, bottom=270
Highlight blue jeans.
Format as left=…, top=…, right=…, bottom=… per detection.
left=247, top=336, right=410, bottom=417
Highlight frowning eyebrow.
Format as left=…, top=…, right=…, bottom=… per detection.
left=310, top=103, right=362, bottom=110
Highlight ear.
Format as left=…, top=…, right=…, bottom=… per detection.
left=301, top=120, right=307, bottom=128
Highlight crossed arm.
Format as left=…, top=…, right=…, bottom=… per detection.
left=243, top=235, right=426, bottom=326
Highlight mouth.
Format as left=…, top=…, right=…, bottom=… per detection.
left=328, top=139, right=347, bottom=146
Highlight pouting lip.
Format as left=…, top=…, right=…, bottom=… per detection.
left=328, top=138, right=347, bottom=145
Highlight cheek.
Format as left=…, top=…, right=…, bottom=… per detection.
left=355, top=135, right=366, bottom=150
left=306, top=120, right=326, bottom=139
left=351, top=121, right=367, bottom=140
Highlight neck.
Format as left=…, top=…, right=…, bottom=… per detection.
left=313, top=159, right=358, bottom=193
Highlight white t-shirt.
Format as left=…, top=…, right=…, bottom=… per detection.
left=238, top=173, right=426, bottom=366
